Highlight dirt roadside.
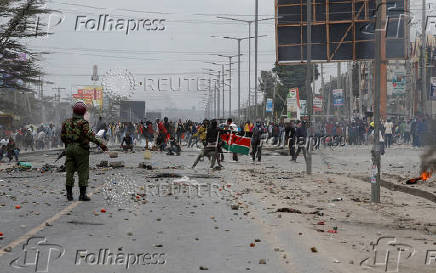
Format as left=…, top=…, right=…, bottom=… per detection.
left=231, top=166, right=436, bottom=273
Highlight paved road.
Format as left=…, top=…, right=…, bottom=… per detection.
left=0, top=144, right=427, bottom=273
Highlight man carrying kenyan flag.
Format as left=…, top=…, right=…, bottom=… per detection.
left=220, top=118, right=252, bottom=159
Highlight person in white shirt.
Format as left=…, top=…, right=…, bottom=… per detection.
left=384, top=119, right=394, bottom=148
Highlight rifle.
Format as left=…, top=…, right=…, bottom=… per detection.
left=54, top=150, right=66, bottom=163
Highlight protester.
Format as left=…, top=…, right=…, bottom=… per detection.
left=121, top=133, right=134, bottom=152
left=6, top=137, right=19, bottom=162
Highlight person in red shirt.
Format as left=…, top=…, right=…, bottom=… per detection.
left=157, top=118, right=168, bottom=151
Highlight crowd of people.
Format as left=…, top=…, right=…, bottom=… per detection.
left=0, top=123, right=62, bottom=162
left=0, top=114, right=432, bottom=164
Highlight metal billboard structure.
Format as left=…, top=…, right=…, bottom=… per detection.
left=275, top=0, right=409, bottom=63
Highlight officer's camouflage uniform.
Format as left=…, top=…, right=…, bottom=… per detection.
left=61, top=113, right=103, bottom=187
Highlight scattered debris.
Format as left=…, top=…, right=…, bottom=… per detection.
left=276, top=208, right=302, bottom=214
left=138, top=163, right=153, bottom=170
left=18, top=162, right=32, bottom=170
left=311, top=247, right=318, bottom=253
left=150, top=173, right=183, bottom=178
left=97, top=161, right=109, bottom=168
left=109, top=152, right=118, bottom=158
left=40, top=164, right=56, bottom=173
left=109, top=161, right=125, bottom=168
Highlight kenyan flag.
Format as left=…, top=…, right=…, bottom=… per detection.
left=220, top=131, right=252, bottom=155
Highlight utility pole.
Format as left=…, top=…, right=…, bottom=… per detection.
left=214, top=77, right=217, bottom=118
left=254, top=0, right=259, bottom=119
left=273, top=76, right=277, bottom=121
left=320, top=63, right=325, bottom=115
left=305, top=0, right=313, bottom=175
left=328, top=75, right=332, bottom=116
left=212, top=35, right=265, bottom=120
left=217, top=71, right=221, bottom=118
left=358, top=62, right=363, bottom=118
left=215, top=17, right=274, bottom=121
left=237, top=40, right=241, bottom=120
left=372, top=0, right=386, bottom=203
left=222, top=64, right=225, bottom=118
left=229, top=56, right=233, bottom=118
left=348, top=62, right=353, bottom=121
left=217, top=54, right=239, bottom=118
left=368, top=61, right=373, bottom=113
left=421, top=0, right=427, bottom=114
left=208, top=79, right=212, bottom=119
left=248, top=22, right=252, bottom=122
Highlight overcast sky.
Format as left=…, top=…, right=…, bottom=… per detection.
left=32, top=0, right=433, bottom=112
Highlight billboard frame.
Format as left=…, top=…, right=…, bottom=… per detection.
left=275, top=0, right=409, bottom=64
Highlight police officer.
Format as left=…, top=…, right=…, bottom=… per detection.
left=61, top=101, right=108, bottom=201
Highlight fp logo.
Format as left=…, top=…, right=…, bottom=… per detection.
left=360, top=236, right=416, bottom=272
left=10, top=237, right=65, bottom=272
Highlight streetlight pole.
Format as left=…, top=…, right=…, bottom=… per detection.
left=229, top=58, right=233, bottom=117
left=202, top=68, right=218, bottom=119
left=254, top=0, right=259, bottom=120
left=214, top=77, right=217, bottom=118
left=211, top=35, right=267, bottom=121
left=216, top=16, right=274, bottom=121
left=222, top=64, right=225, bottom=118
left=217, top=54, right=238, bottom=118
left=204, top=62, right=228, bottom=118
left=248, top=22, right=252, bottom=121
left=217, top=71, right=221, bottom=118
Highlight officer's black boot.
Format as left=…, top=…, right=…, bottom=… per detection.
left=79, top=187, right=91, bottom=201
left=66, top=186, right=73, bottom=201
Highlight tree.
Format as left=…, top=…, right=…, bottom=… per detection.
left=259, top=70, right=275, bottom=117
left=261, top=64, right=319, bottom=119
left=0, top=0, right=51, bottom=91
